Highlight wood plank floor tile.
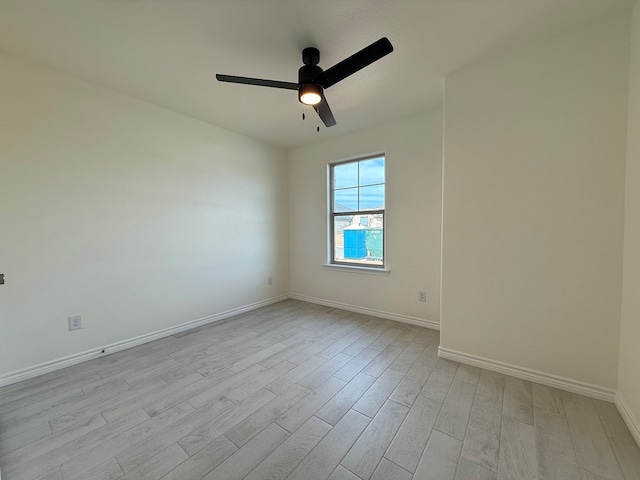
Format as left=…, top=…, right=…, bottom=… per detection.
left=534, top=407, right=582, bottom=480
left=188, top=363, right=267, bottom=409
left=225, top=360, right=297, bottom=403
left=258, top=341, right=312, bottom=369
left=60, top=402, right=194, bottom=480
left=476, top=370, right=505, bottom=402
left=101, top=371, right=203, bottom=422
left=286, top=410, right=370, bottom=480
left=315, top=372, right=376, bottom=426
left=275, top=376, right=346, bottom=433
left=177, top=389, right=275, bottom=456
left=50, top=375, right=166, bottom=432
left=385, top=394, right=442, bottom=473
left=389, top=360, right=434, bottom=408
left=461, top=394, right=502, bottom=473
left=454, top=364, right=482, bottom=386
left=297, top=353, right=352, bottom=391
left=0, top=421, right=52, bottom=458
left=200, top=423, right=290, bottom=480
left=0, top=372, right=70, bottom=406
left=371, top=458, right=412, bottom=480
left=388, top=342, right=427, bottom=374
left=141, top=367, right=234, bottom=416
left=224, top=383, right=310, bottom=447
left=580, top=469, right=617, bottom=480
left=369, top=327, right=404, bottom=351
left=420, top=358, right=459, bottom=404
left=413, top=429, right=462, bottom=480
left=118, top=397, right=235, bottom=471
left=317, top=333, right=363, bottom=360
left=497, top=417, right=539, bottom=480
left=564, top=394, right=624, bottom=480
left=0, top=372, right=100, bottom=417
left=265, top=355, right=327, bottom=395
left=31, top=468, right=65, bottom=480
left=119, top=443, right=188, bottom=480
left=341, top=333, right=380, bottom=357
left=592, top=399, right=640, bottom=480
left=1, top=414, right=106, bottom=471
left=334, top=348, right=380, bottom=382
left=455, top=457, right=497, bottom=480
left=361, top=344, right=405, bottom=378
left=4, top=408, right=149, bottom=480
left=502, top=376, right=533, bottom=426
left=243, top=416, right=331, bottom=480
left=341, top=400, right=409, bottom=479
left=229, top=342, right=290, bottom=373
left=158, top=434, right=237, bottom=480
left=434, top=379, right=477, bottom=440
left=327, top=465, right=362, bottom=480
left=71, top=457, right=122, bottom=480
left=532, top=383, right=567, bottom=416
left=353, top=368, right=405, bottom=418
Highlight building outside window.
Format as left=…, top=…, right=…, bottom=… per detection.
left=329, top=155, right=385, bottom=267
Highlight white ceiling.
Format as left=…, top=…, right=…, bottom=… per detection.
left=0, top=0, right=634, bottom=148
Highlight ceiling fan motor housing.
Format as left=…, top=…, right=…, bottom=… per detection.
left=298, top=64, right=323, bottom=84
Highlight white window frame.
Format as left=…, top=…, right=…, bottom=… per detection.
left=327, top=154, right=386, bottom=270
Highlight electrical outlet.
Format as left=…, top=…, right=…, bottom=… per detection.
left=418, top=291, right=427, bottom=302
left=267, top=276, right=273, bottom=286
left=68, top=315, right=83, bottom=331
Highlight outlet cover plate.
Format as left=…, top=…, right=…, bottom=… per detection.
left=68, top=315, right=83, bottom=331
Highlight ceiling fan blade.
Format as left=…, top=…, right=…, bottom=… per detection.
left=317, top=37, right=393, bottom=89
left=216, top=74, right=298, bottom=90
left=313, top=98, right=336, bottom=127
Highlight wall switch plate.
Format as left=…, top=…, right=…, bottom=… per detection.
left=68, top=315, right=83, bottom=331
left=267, top=276, right=273, bottom=286
left=418, top=291, right=427, bottom=302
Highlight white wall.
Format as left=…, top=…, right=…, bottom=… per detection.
left=288, top=109, right=443, bottom=326
left=441, top=15, right=630, bottom=390
left=0, top=53, right=289, bottom=378
left=618, top=2, right=640, bottom=437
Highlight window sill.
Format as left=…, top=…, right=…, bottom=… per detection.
left=323, top=264, right=390, bottom=276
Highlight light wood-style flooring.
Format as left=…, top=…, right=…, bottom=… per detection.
left=1, top=300, right=639, bottom=480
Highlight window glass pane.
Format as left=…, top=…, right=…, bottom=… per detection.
left=333, top=215, right=353, bottom=262
left=333, top=162, right=358, bottom=189
left=359, top=157, right=385, bottom=186
left=359, top=184, right=384, bottom=210
left=334, top=187, right=358, bottom=212
left=333, top=214, right=383, bottom=266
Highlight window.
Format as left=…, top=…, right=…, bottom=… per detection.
left=330, top=155, right=385, bottom=268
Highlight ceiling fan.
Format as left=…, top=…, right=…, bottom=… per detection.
left=216, top=37, right=394, bottom=128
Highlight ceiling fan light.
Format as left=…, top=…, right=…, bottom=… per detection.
left=299, top=83, right=322, bottom=105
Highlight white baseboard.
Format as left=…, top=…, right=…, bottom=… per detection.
left=0, top=295, right=289, bottom=388
left=290, top=293, right=440, bottom=330
left=438, top=346, right=616, bottom=402
left=615, top=392, right=640, bottom=447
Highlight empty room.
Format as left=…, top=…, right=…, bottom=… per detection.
left=1, top=1, right=640, bottom=479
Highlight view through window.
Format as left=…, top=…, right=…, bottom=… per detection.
left=330, top=155, right=385, bottom=267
